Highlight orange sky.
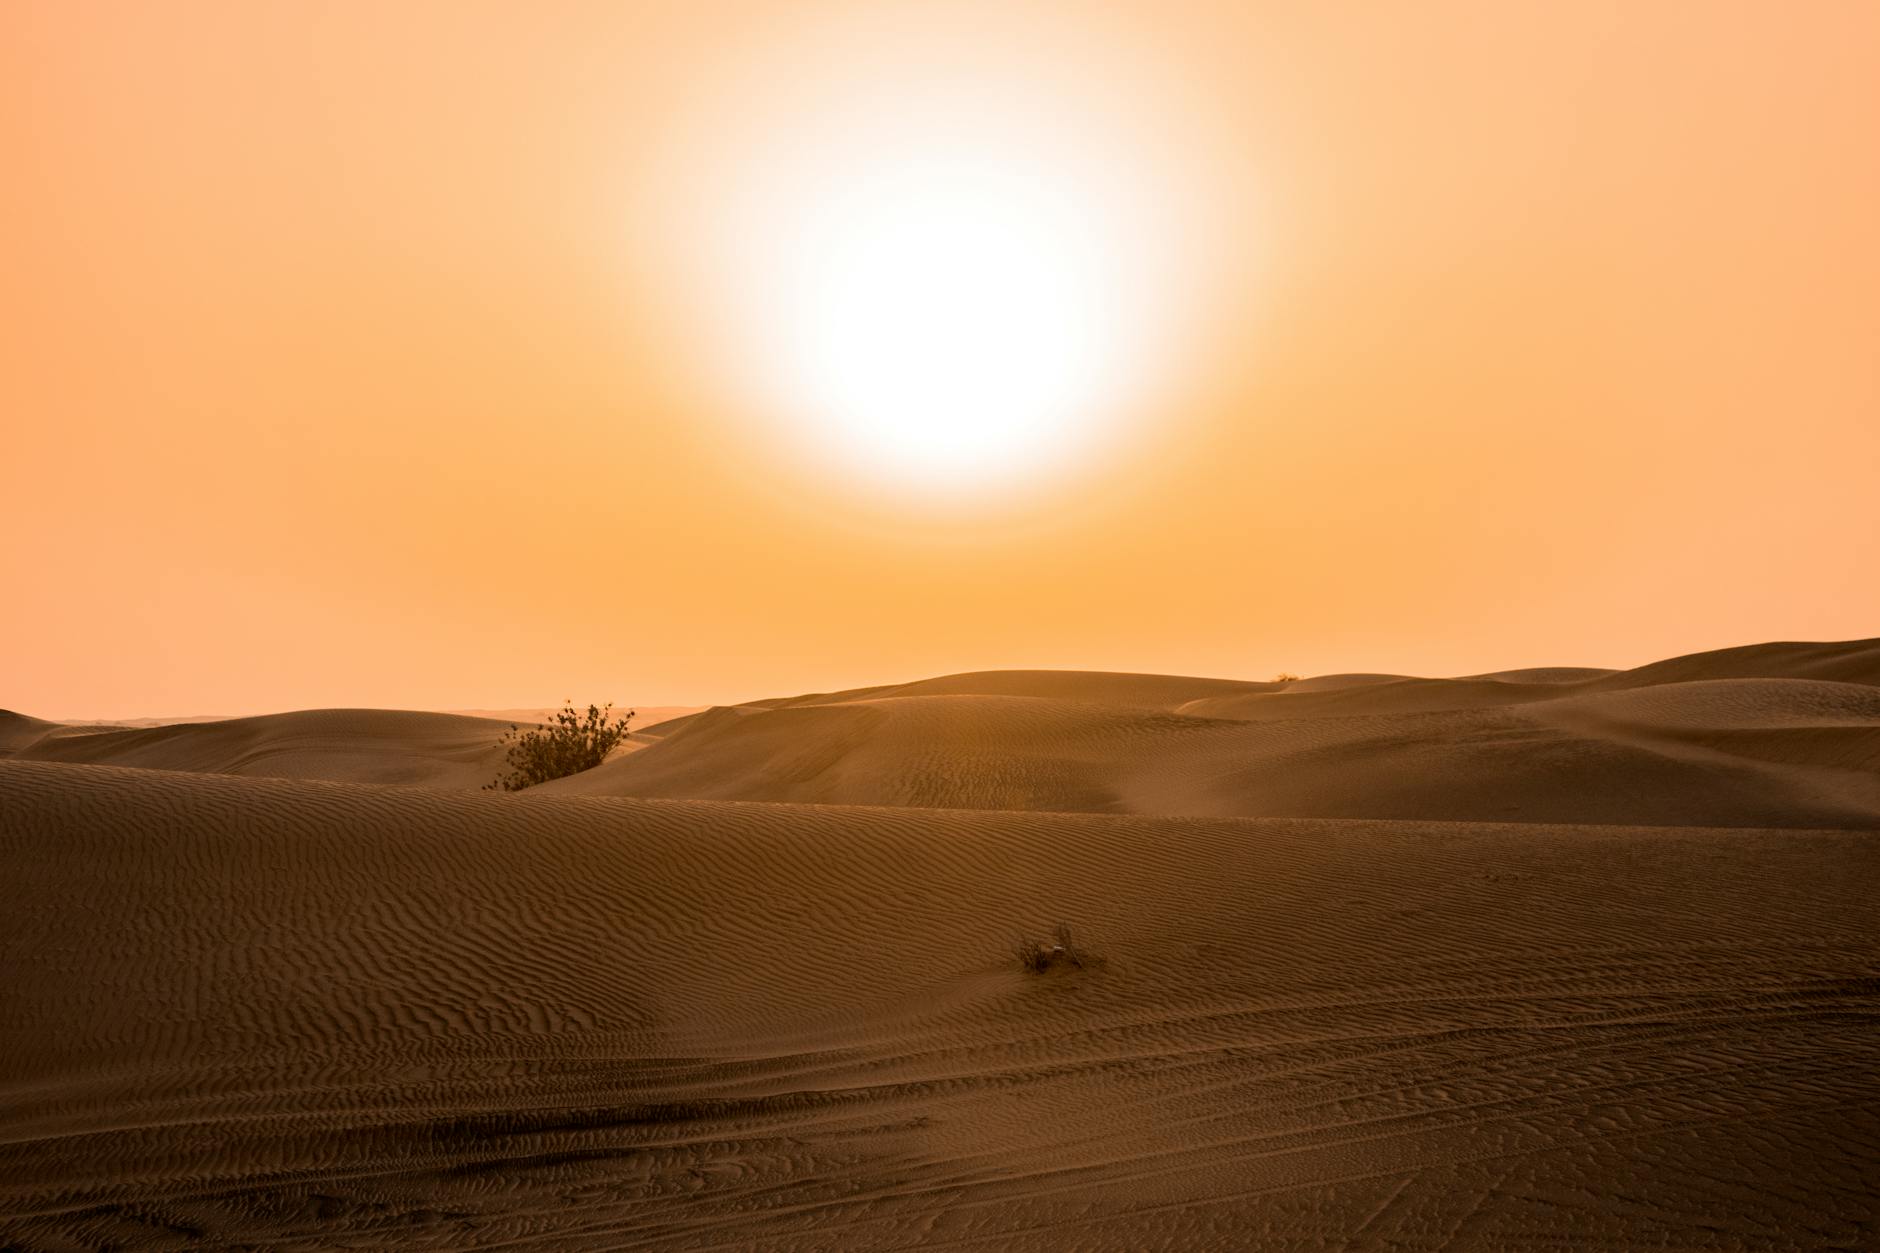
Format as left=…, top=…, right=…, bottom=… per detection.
left=5, top=1, right=1878, bottom=719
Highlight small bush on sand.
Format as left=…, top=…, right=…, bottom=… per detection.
left=486, top=701, right=634, bottom=791
left=1015, top=923, right=1086, bottom=974
left=1272, top=672, right=1301, bottom=683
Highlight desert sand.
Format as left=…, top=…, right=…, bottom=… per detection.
left=3, top=638, right=1877, bottom=1248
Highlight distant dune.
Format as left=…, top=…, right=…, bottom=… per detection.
left=9, top=640, right=1867, bottom=829
left=538, top=639, right=1880, bottom=828
left=2, top=707, right=521, bottom=790
left=2, top=639, right=1877, bottom=1247
left=0, top=705, right=702, bottom=793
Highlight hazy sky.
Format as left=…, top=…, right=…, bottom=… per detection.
left=6, top=1, right=1877, bottom=718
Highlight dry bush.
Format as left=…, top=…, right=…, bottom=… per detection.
left=1272, top=672, right=1302, bottom=683
left=486, top=701, right=634, bottom=791
left=1015, top=923, right=1086, bottom=974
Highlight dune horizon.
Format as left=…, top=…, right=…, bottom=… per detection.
left=18, top=634, right=1872, bottom=728
left=8, top=634, right=1880, bottom=824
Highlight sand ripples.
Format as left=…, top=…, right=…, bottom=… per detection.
left=3, top=758, right=1876, bottom=1248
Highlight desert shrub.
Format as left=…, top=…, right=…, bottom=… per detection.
left=486, top=701, right=634, bottom=791
left=1014, top=923, right=1086, bottom=974
left=1272, top=672, right=1301, bottom=682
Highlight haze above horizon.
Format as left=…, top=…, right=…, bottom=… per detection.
left=5, top=0, right=1877, bottom=719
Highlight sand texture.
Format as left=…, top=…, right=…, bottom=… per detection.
left=3, top=639, right=1878, bottom=1249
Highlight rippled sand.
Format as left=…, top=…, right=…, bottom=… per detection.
left=3, top=638, right=1877, bottom=1248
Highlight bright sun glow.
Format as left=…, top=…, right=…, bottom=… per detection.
left=772, top=146, right=1136, bottom=491
left=651, top=14, right=1222, bottom=501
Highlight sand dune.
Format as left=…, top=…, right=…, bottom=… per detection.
left=846, top=668, right=1282, bottom=709
left=541, top=641, right=1880, bottom=829
left=3, top=758, right=1875, bottom=1249
left=4, top=639, right=1878, bottom=1247
left=10, top=639, right=1874, bottom=824
left=1585, top=636, right=1880, bottom=690
left=4, top=708, right=521, bottom=790
left=1459, top=666, right=1620, bottom=684
left=0, top=706, right=692, bottom=793
left=0, top=711, right=60, bottom=755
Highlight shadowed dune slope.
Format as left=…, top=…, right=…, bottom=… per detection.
left=1588, top=636, right=1880, bottom=690
left=0, top=711, right=60, bottom=755
left=5, top=708, right=520, bottom=790
left=2, top=759, right=1876, bottom=1249
left=539, top=670, right=1880, bottom=828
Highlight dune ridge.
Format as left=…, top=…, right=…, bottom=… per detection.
left=540, top=640, right=1880, bottom=828
left=8, top=639, right=1876, bottom=827
left=3, top=635, right=1864, bottom=827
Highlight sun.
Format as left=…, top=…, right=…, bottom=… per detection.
left=643, top=12, right=1224, bottom=502
left=770, top=146, right=1136, bottom=492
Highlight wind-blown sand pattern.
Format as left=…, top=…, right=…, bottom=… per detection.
left=3, top=639, right=1878, bottom=1249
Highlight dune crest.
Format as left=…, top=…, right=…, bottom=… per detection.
left=10, top=640, right=1875, bottom=823
left=540, top=639, right=1880, bottom=828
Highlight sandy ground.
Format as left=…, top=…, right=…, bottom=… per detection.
left=2, top=638, right=1877, bottom=1248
